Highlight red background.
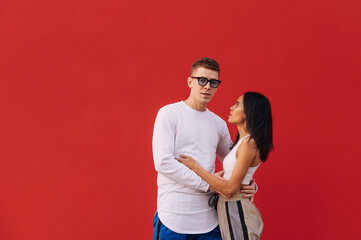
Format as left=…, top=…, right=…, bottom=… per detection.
left=1, top=0, right=361, bottom=239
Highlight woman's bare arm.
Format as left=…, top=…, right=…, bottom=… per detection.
left=177, top=137, right=258, bottom=199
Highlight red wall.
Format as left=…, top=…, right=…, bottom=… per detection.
left=1, top=0, right=361, bottom=239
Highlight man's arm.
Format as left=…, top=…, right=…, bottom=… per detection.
left=152, top=107, right=209, bottom=192
left=215, top=122, right=233, bottom=162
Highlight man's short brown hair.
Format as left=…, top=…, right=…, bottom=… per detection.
left=191, top=57, right=220, bottom=77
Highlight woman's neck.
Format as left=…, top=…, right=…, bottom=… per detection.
left=237, top=124, right=249, bottom=139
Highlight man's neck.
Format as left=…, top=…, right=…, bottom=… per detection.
left=184, top=98, right=207, bottom=112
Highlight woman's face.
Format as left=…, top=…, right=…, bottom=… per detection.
left=228, top=95, right=246, bottom=125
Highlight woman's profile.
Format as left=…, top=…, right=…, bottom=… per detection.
left=177, top=91, right=273, bottom=240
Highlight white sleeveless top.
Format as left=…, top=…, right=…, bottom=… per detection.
left=223, top=134, right=260, bottom=184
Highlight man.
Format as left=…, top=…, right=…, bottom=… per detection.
left=152, top=57, right=256, bottom=239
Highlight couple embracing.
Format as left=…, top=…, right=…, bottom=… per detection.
left=152, top=57, right=273, bottom=240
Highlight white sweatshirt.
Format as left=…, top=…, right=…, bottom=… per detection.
left=152, top=101, right=232, bottom=234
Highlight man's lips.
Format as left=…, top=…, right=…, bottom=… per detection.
left=201, top=93, right=211, bottom=96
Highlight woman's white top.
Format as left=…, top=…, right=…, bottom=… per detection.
left=223, top=134, right=260, bottom=184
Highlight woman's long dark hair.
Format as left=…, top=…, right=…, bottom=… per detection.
left=230, top=92, right=274, bottom=162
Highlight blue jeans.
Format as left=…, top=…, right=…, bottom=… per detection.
left=153, top=212, right=222, bottom=240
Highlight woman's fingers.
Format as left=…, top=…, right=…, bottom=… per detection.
left=214, top=170, right=224, bottom=177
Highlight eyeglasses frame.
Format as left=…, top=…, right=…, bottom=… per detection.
left=190, top=76, right=222, bottom=88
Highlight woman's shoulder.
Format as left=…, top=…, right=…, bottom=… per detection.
left=237, top=136, right=258, bottom=153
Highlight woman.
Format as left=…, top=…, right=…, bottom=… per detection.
left=177, top=92, right=273, bottom=240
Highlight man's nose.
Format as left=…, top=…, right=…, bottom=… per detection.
left=204, top=81, right=211, bottom=89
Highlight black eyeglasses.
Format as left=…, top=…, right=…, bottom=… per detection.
left=190, top=77, right=222, bottom=88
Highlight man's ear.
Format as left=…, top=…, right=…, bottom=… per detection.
left=187, top=77, right=193, bottom=88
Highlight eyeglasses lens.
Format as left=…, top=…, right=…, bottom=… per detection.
left=198, top=78, right=208, bottom=86
left=210, top=80, right=219, bottom=88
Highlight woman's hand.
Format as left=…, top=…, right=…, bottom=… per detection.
left=214, top=170, right=224, bottom=178
left=176, top=154, right=197, bottom=170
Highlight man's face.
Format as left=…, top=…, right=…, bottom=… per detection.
left=187, top=67, right=219, bottom=105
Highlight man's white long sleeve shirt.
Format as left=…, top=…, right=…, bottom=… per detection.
left=152, top=101, right=232, bottom=234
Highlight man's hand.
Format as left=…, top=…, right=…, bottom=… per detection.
left=241, top=179, right=257, bottom=202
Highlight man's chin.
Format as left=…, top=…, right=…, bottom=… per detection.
left=200, top=99, right=212, bottom=105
